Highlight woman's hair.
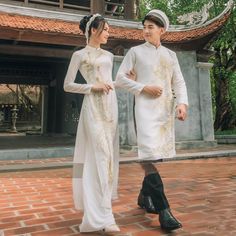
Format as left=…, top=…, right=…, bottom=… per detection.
left=142, top=15, right=164, bottom=28
left=79, top=15, right=107, bottom=37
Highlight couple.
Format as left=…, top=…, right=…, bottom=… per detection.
left=64, top=9, right=188, bottom=234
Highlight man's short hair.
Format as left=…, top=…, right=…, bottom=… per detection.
left=142, top=15, right=165, bottom=28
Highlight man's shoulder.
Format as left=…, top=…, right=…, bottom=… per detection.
left=129, top=43, right=146, bottom=53
left=161, top=46, right=176, bottom=57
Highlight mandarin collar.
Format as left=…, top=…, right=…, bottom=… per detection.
left=145, top=42, right=162, bottom=50
left=85, top=45, right=101, bottom=51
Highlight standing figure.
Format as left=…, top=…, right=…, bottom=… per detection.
left=116, top=9, right=188, bottom=231
left=64, top=14, right=120, bottom=233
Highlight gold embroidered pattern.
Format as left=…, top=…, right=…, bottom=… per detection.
left=81, top=48, right=116, bottom=183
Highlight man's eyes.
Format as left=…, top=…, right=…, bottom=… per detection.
left=144, top=26, right=154, bottom=29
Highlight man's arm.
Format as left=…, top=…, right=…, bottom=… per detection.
left=172, top=53, right=188, bottom=121
left=115, top=48, right=145, bottom=95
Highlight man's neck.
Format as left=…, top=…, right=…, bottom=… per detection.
left=147, top=40, right=161, bottom=48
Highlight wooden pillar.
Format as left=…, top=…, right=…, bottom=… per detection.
left=90, top=0, right=105, bottom=15
left=124, top=0, right=135, bottom=20
left=59, top=0, right=63, bottom=9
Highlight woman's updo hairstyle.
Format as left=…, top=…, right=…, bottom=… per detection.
left=79, top=14, right=107, bottom=38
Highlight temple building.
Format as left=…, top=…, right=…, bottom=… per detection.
left=0, top=0, right=234, bottom=153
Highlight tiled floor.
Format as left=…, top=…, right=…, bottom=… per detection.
left=0, top=157, right=236, bottom=235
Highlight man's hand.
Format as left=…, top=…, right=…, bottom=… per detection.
left=176, top=104, right=187, bottom=121
left=91, top=83, right=113, bottom=94
left=142, top=85, right=163, bottom=98
left=126, top=69, right=136, bottom=81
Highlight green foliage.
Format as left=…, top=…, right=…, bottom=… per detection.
left=138, top=0, right=173, bottom=20
left=215, top=129, right=236, bottom=135
left=138, top=0, right=230, bottom=21
left=210, top=1, right=236, bottom=129
left=169, top=0, right=210, bottom=24
left=229, top=73, right=236, bottom=113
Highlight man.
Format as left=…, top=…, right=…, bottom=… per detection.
left=116, top=9, right=188, bottom=231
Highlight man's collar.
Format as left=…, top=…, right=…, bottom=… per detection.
left=145, top=41, right=162, bottom=50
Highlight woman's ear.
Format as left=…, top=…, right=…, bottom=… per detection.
left=91, top=27, right=97, bottom=36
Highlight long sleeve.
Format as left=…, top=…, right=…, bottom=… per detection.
left=172, top=53, right=189, bottom=106
left=115, top=48, right=145, bottom=95
left=64, top=52, right=93, bottom=94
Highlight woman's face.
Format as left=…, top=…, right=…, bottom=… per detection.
left=143, top=20, right=165, bottom=44
left=91, top=22, right=110, bottom=45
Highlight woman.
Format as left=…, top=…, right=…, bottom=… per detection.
left=64, top=14, right=120, bottom=233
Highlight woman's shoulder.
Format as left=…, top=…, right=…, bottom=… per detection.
left=69, top=50, right=83, bottom=60
left=73, top=47, right=113, bottom=60
left=101, top=49, right=114, bottom=58
left=73, top=48, right=86, bottom=56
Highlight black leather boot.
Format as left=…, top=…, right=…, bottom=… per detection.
left=137, top=173, right=159, bottom=214
left=137, top=190, right=157, bottom=214
left=159, top=208, right=182, bottom=230
left=140, top=173, right=182, bottom=230
left=144, top=173, right=170, bottom=212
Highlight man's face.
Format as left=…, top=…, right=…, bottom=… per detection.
left=143, top=20, right=165, bottom=44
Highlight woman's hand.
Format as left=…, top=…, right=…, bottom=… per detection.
left=91, top=83, right=113, bottom=94
left=176, top=104, right=187, bottom=121
left=142, top=85, right=163, bottom=98
left=126, top=69, right=136, bottom=81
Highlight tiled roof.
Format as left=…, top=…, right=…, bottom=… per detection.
left=0, top=8, right=231, bottom=44
left=0, top=12, right=82, bottom=35
left=162, top=13, right=230, bottom=43
left=111, top=13, right=229, bottom=43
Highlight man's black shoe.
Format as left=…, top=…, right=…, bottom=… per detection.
left=159, top=208, right=182, bottom=230
left=137, top=191, right=158, bottom=214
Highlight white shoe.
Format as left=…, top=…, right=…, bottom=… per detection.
left=103, top=224, right=120, bottom=233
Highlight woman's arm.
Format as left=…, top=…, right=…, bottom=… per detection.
left=64, top=52, right=93, bottom=94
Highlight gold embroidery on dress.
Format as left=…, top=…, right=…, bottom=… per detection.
left=82, top=49, right=115, bottom=183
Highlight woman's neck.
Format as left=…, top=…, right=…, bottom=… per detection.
left=88, top=39, right=101, bottom=49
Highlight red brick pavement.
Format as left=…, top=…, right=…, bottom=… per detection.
left=0, top=157, right=236, bottom=236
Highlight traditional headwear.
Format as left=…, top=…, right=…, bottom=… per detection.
left=85, top=13, right=101, bottom=44
left=146, top=9, right=169, bottom=31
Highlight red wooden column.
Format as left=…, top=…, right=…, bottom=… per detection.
left=124, top=0, right=135, bottom=19
left=90, top=0, right=105, bottom=15
left=59, top=0, right=63, bottom=9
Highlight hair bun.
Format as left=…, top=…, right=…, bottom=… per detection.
left=79, top=15, right=92, bottom=34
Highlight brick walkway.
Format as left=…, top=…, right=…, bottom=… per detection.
left=0, top=157, right=236, bottom=236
